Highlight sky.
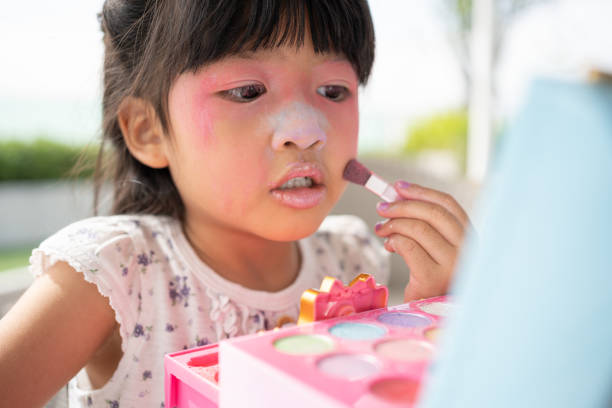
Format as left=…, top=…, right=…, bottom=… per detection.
left=1, top=0, right=611, bottom=151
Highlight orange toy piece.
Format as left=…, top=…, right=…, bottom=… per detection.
left=298, top=273, right=388, bottom=324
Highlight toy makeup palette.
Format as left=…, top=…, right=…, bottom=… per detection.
left=165, top=275, right=452, bottom=408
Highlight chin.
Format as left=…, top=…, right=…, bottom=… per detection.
left=258, top=211, right=328, bottom=242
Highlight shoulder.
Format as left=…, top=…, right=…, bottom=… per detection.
left=312, top=215, right=390, bottom=285
left=29, top=214, right=178, bottom=342
left=30, top=214, right=178, bottom=283
left=39, top=214, right=172, bottom=244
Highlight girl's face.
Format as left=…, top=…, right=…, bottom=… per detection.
left=165, top=38, right=359, bottom=241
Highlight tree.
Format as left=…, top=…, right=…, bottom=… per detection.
left=440, top=0, right=549, bottom=101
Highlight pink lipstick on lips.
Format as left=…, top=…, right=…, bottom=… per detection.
left=270, top=162, right=326, bottom=209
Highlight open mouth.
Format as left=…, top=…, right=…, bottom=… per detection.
left=270, top=170, right=326, bottom=209
left=269, top=163, right=326, bottom=208
left=276, top=176, right=316, bottom=190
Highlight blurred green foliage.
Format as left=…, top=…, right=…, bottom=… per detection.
left=0, top=139, right=97, bottom=182
left=402, top=110, right=468, bottom=170
left=0, top=247, right=32, bottom=271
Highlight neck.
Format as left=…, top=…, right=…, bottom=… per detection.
left=182, top=215, right=301, bottom=292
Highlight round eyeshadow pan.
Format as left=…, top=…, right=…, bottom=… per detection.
left=419, top=301, right=454, bottom=317
left=377, top=312, right=432, bottom=328
left=329, top=322, right=386, bottom=341
left=375, top=338, right=433, bottom=362
left=273, top=334, right=334, bottom=355
left=425, top=327, right=441, bottom=342
left=369, top=377, right=420, bottom=404
left=317, top=354, right=380, bottom=380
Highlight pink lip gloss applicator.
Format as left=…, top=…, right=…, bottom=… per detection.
left=342, top=159, right=400, bottom=202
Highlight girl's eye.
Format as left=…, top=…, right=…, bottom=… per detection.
left=316, top=85, right=349, bottom=102
left=221, top=83, right=266, bottom=102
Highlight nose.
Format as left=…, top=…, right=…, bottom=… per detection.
left=271, top=125, right=327, bottom=151
left=270, top=102, right=328, bottom=151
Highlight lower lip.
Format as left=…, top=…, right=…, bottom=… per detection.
left=270, top=185, right=326, bottom=209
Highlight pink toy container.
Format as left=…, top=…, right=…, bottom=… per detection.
left=164, top=343, right=220, bottom=408
left=165, top=296, right=452, bottom=408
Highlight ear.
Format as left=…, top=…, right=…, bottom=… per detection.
left=118, top=97, right=169, bottom=169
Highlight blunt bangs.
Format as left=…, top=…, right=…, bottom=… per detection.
left=178, top=0, right=375, bottom=84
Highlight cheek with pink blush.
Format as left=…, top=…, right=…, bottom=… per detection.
left=193, top=107, right=216, bottom=148
left=205, top=153, right=270, bottom=216
left=169, top=75, right=217, bottom=149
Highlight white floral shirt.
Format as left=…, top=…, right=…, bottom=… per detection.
left=30, top=214, right=389, bottom=408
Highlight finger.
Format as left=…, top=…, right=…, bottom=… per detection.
left=377, top=199, right=464, bottom=247
left=386, top=234, right=438, bottom=276
left=393, top=182, right=471, bottom=229
left=386, top=234, right=453, bottom=301
left=375, top=218, right=456, bottom=266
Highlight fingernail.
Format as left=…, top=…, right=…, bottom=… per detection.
left=396, top=181, right=411, bottom=189
left=375, top=221, right=384, bottom=231
left=377, top=202, right=390, bottom=211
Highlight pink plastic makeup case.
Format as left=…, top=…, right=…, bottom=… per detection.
left=165, top=295, right=451, bottom=408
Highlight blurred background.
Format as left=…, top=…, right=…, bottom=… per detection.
left=1, top=0, right=611, bottom=309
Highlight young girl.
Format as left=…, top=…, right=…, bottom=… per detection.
left=0, top=1, right=470, bottom=406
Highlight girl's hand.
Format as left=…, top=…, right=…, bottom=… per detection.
left=374, top=181, right=472, bottom=302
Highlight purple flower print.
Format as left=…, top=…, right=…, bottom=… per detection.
left=133, top=324, right=144, bottom=337
left=136, top=250, right=157, bottom=274
left=137, top=292, right=143, bottom=313
left=165, top=323, right=175, bottom=332
left=137, top=252, right=150, bottom=266
left=169, top=275, right=191, bottom=307
left=143, top=370, right=152, bottom=380
left=264, top=316, right=271, bottom=330
left=87, top=396, right=93, bottom=406
left=196, top=336, right=208, bottom=347
left=133, top=323, right=153, bottom=340
left=106, top=400, right=119, bottom=408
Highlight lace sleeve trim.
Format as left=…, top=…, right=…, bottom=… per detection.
left=29, top=248, right=132, bottom=354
